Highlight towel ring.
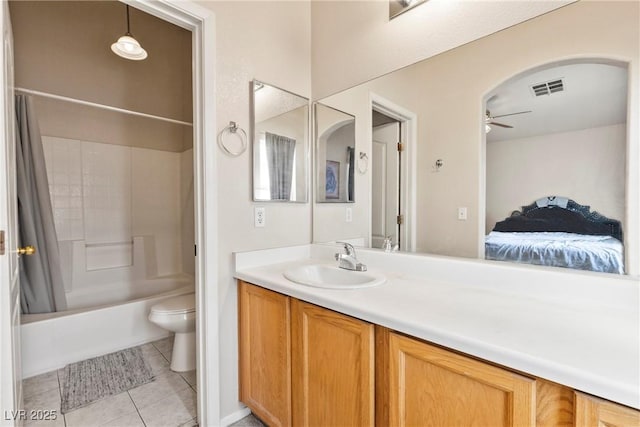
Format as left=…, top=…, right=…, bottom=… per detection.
left=357, top=152, right=369, bottom=174
left=218, top=121, right=247, bottom=157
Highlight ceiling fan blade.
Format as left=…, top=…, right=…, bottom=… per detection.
left=489, top=121, right=513, bottom=129
left=491, top=110, right=532, bottom=119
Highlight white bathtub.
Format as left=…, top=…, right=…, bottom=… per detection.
left=21, top=275, right=193, bottom=378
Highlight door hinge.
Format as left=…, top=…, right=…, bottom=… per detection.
left=0, top=230, right=4, bottom=256
left=194, top=244, right=197, bottom=257
left=397, top=215, right=404, bottom=225
left=397, top=142, right=404, bottom=152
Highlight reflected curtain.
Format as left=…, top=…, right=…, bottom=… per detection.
left=16, top=95, right=67, bottom=314
left=347, top=146, right=355, bottom=201
left=265, top=132, right=296, bottom=200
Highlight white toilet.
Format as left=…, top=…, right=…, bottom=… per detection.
left=148, top=293, right=196, bottom=372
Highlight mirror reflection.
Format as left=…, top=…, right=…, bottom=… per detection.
left=311, top=3, right=637, bottom=276
left=252, top=80, right=309, bottom=202
left=315, top=103, right=356, bottom=203
left=484, top=62, right=627, bottom=274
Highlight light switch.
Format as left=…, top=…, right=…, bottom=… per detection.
left=346, top=207, right=353, bottom=222
left=457, top=207, right=467, bottom=221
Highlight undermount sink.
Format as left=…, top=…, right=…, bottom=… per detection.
left=283, top=264, right=386, bottom=289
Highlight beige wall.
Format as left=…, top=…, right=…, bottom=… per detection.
left=9, top=0, right=192, bottom=151
left=311, top=0, right=573, bottom=99
left=315, top=1, right=639, bottom=266
left=195, top=0, right=312, bottom=418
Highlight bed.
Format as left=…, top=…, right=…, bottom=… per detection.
left=485, top=196, right=624, bottom=274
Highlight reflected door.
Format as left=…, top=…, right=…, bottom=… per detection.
left=372, top=123, right=400, bottom=249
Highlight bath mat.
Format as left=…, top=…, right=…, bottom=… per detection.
left=60, top=347, right=155, bottom=413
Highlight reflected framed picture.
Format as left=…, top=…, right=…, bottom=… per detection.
left=325, top=160, right=340, bottom=199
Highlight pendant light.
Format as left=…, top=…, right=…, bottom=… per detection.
left=111, top=5, right=148, bottom=61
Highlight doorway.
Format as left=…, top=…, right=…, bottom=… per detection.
left=0, top=1, right=217, bottom=425
left=370, top=94, right=417, bottom=252
left=371, top=111, right=401, bottom=249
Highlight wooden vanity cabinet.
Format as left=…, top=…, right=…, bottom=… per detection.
left=238, top=281, right=292, bottom=427
left=291, top=299, right=375, bottom=426
left=239, top=281, right=640, bottom=427
left=239, top=281, right=375, bottom=427
left=575, top=392, right=640, bottom=427
left=380, top=330, right=536, bottom=427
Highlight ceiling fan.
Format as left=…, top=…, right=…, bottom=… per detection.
left=485, top=109, right=532, bottom=130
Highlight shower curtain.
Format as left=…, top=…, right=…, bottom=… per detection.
left=16, top=94, right=67, bottom=314
left=347, top=146, right=355, bottom=201
left=265, top=132, right=296, bottom=200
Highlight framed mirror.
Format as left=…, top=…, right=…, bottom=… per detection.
left=252, top=80, right=309, bottom=202
left=314, top=103, right=356, bottom=203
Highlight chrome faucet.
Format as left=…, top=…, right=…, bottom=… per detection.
left=335, top=242, right=367, bottom=271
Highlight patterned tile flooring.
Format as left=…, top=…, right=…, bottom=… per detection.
left=22, top=337, right=198, bottom=427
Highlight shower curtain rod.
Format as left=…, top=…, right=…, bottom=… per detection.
left=15, top=87, right=193, bottom=127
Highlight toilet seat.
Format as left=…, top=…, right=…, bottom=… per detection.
left=150, top=293, right=195, bottom=315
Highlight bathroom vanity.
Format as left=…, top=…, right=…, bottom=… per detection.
left=234, top=244, right=640, bottom=426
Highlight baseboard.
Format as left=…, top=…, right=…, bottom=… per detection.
left=219, top=407, right=251, bottom=427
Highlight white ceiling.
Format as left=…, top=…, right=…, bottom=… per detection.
left=486, top=62, right=628, bottom=143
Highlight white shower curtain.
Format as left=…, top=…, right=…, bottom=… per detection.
left=16, top=94, right=67, bottom=314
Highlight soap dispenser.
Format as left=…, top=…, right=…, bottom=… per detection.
left=383, top=236, right=392, bottom=252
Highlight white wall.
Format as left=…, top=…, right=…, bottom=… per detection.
left=42, top=136, right=190, bottom=283
left=313, top=1, right=640, bottom=265
left=181, top=149, right=195, bottom=276
left=194, top=0, right=311, bottom=419
left=486, top=124, right=627, bottom=234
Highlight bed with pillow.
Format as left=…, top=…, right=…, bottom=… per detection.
left=485, top=196, right=624, bottom=274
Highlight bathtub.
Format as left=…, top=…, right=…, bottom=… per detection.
left=21, top=275, right=193, bottom=378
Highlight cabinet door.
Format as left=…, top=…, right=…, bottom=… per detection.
left=386, top=332, right=535, bottom=427
left=238, top=281, right=291, bottom=427
left=292, top=299, right=375, bottom=426
left=575, top=392, right=640, bottom=427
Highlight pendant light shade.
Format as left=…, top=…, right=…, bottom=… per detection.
left=111, top=5, right=147, bottom=60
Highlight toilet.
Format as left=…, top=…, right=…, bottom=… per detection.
left=148, top=293, right=196, bottom=372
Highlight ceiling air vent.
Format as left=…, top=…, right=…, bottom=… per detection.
left=531, top=79, right=564, bottom=97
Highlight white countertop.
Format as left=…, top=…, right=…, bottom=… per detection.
left=234, top=244, right=640, bottom=409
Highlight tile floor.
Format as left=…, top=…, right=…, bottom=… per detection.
left=22, top=337, right=264, bottom=427
left=22, top=337, right=199, bottom=427
left=228, top=415, right=264, bottom=427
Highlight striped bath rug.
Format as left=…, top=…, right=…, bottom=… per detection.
left=61, top=347, right=155, bottom=413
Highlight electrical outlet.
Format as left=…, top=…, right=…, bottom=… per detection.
left=457, top=207, right=467, bottom=221
left=255, top=207, right=266, bottom=227
left=346, top=207, right=353, bottom=222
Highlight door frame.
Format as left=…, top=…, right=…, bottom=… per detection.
left=369, top=93, right=417, bottom=252
left=0, top=0, right=220, bottom=425
left=128, top=1, right=219, bottom=424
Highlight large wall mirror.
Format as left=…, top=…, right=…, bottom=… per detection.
left=311, top=1, right=638, bottom=276
left=252, top=80, right=309, bottom=202
left=315, top=103, right=356, bottom=203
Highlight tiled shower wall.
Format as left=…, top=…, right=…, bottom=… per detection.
left=42, top=136, right=192, bottom=279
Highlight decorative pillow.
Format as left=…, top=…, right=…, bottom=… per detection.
left=492, top=207, right=617, bottom=238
